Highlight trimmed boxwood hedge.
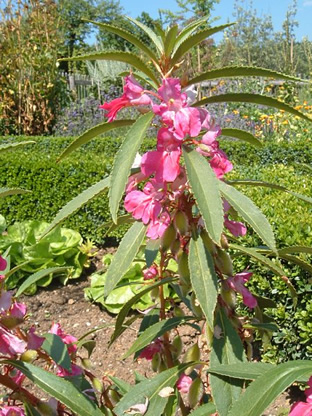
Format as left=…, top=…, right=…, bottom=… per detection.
left=0, top=135, right=311, bottom=246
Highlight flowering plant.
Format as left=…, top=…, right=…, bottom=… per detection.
left=2, top=15, right=312, bottom=416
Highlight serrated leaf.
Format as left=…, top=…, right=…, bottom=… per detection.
left=226, top=179, right=312, bottom=205
left=126, top=16, right=164, bottom=56
left=104, top=221, right=146, bottom=296
left=229, top=244, right=285, bottom=276
left=279, top=254, right=312, bottom=275
left=278, top=246, right=312, bottom=255
left=109, top=112, right=154, bottom=222
left=219, top=181, right=276, bottom=252
left=183, top=146, right=223, bottom=244
left=208, top=362, right=273, bottom=380
left=15, top=267, right=68, bottom=297
left=42, top=333, right=71, bottom=370
left=59, top=51, right=158, bottom=85
left=5, top=360, right=104, bottom=416
left=114, top=364, right=191, bottom=416
left=123, top=316, right=195, bottom=359
left=188, top=378, right=204, bottom=408
left=111, top=277, right=174, bottom=346
left=189, top=402, right=217, bottom=416
left=193, top=93, right=312, bottom=123
left=187, top=66, right=306, bottom=86
left=41, top=177, right=109, bottom=238
left=228, top=360, right=312, bottom=416
left=58, top=119, right=134, bottom=161
left=164, top=25, right=179, bottom=57
left=109, top=315, right=139, bottom=346
left=0, top=187, right=30, bottom=198
left=85, top=19, right=160, bottom=65
left=221, top=128, right=262, bottom=147
left=172, top=16, right=211, bottom=56
left=171, top=23, right=234, bottom=66
left=210, top=309, right=246, bottom=416
left=0, top=141, right=35, bottom=153
left=244, top=322, right=279, bottom=332
left=189, top=236, right=218, bottom=330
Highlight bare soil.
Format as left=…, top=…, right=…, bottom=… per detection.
left=18, top=249, right=302, bottom=415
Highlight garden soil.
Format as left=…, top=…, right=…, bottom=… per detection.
left=19, top=249, right=302, bottom=416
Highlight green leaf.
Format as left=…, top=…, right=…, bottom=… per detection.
left=164, top=24, right=179, bottom=57
left=5, top=360, right=105, bottom=416
left=85, top=19, right=160, bottom=65
left=0, top=141, right=35, bottom=153
left=171, top=23, right=234, bottom=66
left=0, top=187, right=30, bottom=198
left=111, top=277, right=175, bottom=346
left=229, top=244, right=285, bottom=276
left=221, top=128, right=262, bottom=147
left=114, top=364, right=191, bottom=416
left=15, top=267, right=68, bottom=297
left=193, top=93, right=312, bottom=123
left=278, top=246, right=312, bottom=255
left=42, top=333, right=71, bottom=370
left=109, top=112, right=154, bottom=222
left=109, top=376, right=131, bottom=394
left=226, top=179, right=312, bottom=205
left=183, top=146, right=223, bottom=244
left=126, top=16, right=164, bottom=56
left=172, top=16, right=211, bottom=56
left=279, top=253, right=312, bottom=275
left=210, top=309, right=246, bottom=416
left=189, top=236, right=218, bottom=330
left=209, top=362, right=273, bottom=380
left=59, top=51, right=158, bottom=85
left=228, top=360, right=312, bottom=416
left=58, top=119, right=134, bottom=161
left=219, top=181, right=276, bottom=252
left=123, top=316, right=195, bottom=359
left=24, top=403, right=41, bottom=416
left=102, top=214, right=134, bottom=235
left=145, top=238, right=160, bottom=267
left=187, top=66, right=306, bottom=86
left=190, top=403, right=217, bottom=416
left=104, top=221, right=146, bottom=296
left=41, top=177, right=109, bottom=238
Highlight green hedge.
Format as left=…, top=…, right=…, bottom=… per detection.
left=1, top=135, right=312, bottom=360
left=0, top=136, right=311, bottom=247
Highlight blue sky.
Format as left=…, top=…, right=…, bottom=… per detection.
left=118, top=0, right=312, bottom=41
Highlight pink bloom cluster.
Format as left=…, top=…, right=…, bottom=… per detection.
left=289, top=376, right=312, bottom=416
left=176, top=373, right=192, bottom=393
left=102, top=76, right=235, bottom=240
left=226, top=271, right=257, bottom=309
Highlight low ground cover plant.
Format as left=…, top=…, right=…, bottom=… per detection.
left=0, top=14, right=312, bottom=416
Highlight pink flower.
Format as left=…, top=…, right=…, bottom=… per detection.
left=125, top=180, right=165, bottom=225
left=143, top=266, right=158, bottom=280
left=289, top=401, right=312, bottom=416
left=27, top=326, right=45, bottom=350
left=176, top=374, right=192, bottom=394
left=100, top=75, right=151, bottom=121
left=289, top=376, right=312, bottom=415
left=0, top=405, right=25, bottom=415
left=0, top=291, right=13, bottom=313
left=173, top=107, right=202, bottom=140
left=209, top=150, right=233, bottom=178
left=224, top=217, right=247, bottom=237
left=49, top=323, right=77, bottom=354
left=146, top=211, right=171, bottom=240
left=9, top=368, right=25, bottom=386
left=0, top=325, right=27, bottom=356
left=139, top=338, right=163, bottom=360
left=56, top=363, right=83, bottom=377
left=141, top=149, right=181, bottom=183
left=0, top=255, right=7, bottom=271
left=226, top=271, right=257, bottom=309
